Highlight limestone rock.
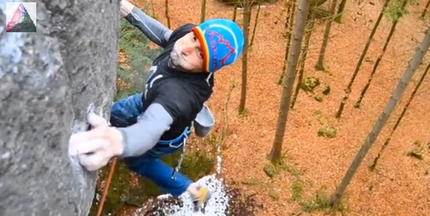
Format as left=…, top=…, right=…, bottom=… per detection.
left=0, top=0, right=120, bottom=215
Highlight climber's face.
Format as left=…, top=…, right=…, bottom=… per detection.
left=170, top=32, right=204, bottom=73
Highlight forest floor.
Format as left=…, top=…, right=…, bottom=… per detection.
left=117, top=0, right=430, bottom=215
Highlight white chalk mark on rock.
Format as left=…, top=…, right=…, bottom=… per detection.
left=68, top=103, right=98, bottom=189
left=0, top=151, right=11, bottom=159
left=0, top=32, right=24, bottom=79
left=86, top=103, right=95, bottom=115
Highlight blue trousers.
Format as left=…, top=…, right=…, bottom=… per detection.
left=110, top=93, right=192, bottom=197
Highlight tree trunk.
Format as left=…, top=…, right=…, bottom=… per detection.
left=355, top=0, right=407, bottom=108
left=331, top=26, right=430, bottom=208
left=291, top=10, right=315, bottom=109
left=335, top=0, right=390, bottom=119
left=278, top=0, right=296, bottom=85
left=165, top=0, right=171, bottom=28
left=250, top=4, right=262, bottom=48
left=421, top=0, right=430, bottom=19
left=334, top=0, right=347, bottom=23
left=315, top=0, right=338, bottom=71
left=200, top=0, right=207, bottom=23
left=239, top=0, right=251, bottom=115
left=0, top=1, right=118, bottom=215
left=249, top=1, right=253, bottom=23
left=271, top=0, right=310, bottom=164
left=233, top=5, right=238, bottom=22
left=369, top=61, right=430, bottom=171
left=221, top=81, right=237, bottom=144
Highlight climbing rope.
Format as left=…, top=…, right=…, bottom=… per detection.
left=96, top=157, right=117, bottom=216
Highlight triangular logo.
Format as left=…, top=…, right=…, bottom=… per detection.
left=6, top=3, right=36, bottom=32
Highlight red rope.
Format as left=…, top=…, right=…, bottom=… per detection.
left=96, top=157, right=117, bottom=216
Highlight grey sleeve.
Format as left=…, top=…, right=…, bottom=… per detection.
left=117, top=103, right=173, bottom=158
left=124, top=7, right=172, bottom=48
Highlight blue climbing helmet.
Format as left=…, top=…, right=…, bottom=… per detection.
left=192, top=19, right=244, bottom=73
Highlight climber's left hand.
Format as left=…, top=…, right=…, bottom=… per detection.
left=68, top=112, right=124, bottom=171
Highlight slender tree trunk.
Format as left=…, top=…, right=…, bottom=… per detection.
left=250, top=4, right=261, bottom=48
left=278, top=0, right=296, bottom=85
left=331, top=27, right=430, bottom=208
left=334, top=0, right=347, bottom=23
left=369, top=62, right=430, bottom=171
left=239, top=0, right=251, bottom=115
left=315, top=0, right=338, bottom=71
left=355, top=0, right=407, bottom=108
left=200, top=0, right=207, bottom=23
left=275, top=0, right=294, bottom=25
left=233, top=5, right=238, bottom=22
left=165, top=0, right=171, bottom=28
left=421, top=0, right=430, bottom=19
left=249, top=1, right=253, bottom=22
left=335, top=0, right=390, bottom=119
left=220, top=80, right=237, bottom=144
left=291, top=10, right=315, bottom=109
left=271, top=0, right=310, bottom=164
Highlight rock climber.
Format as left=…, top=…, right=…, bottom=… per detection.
left=68, top=0, right=244, bottom=211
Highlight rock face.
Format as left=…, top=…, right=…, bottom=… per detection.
left=0, top=1, right=120, bottom=215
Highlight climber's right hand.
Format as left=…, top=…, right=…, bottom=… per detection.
left=68, top=112, right=124, bottom=171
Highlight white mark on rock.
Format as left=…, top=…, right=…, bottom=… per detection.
left=0, top=33, right=24, bottom=79
left=0, top=151, right=10, bottom=159
left=87, top=103, right=95, bottom=115
left=69, top=121, right=90, bottom=189
left=68, top=103, right=99, bottom=188
left=98, top=99, right=109, bottom=118
left=37, top=37, right=63, bottom=78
